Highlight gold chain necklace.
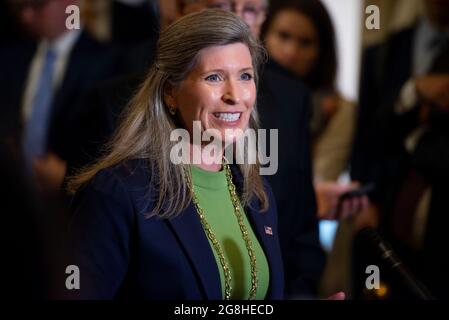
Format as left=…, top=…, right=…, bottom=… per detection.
left=185, top=163, right=258, bottom=300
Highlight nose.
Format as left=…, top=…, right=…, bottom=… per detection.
left=221, top=79, right=241, bottom=105
left=232, top=3, right=242, bottom=18
left=222, top=93, right=237, bottom=105
left=20, top=7, right=34, bottom=24
left=281, top=42, right=298, bottom=63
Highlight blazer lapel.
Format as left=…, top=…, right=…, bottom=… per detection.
left=230, top=165, right=284, bottom=299
left=244, top=199, right=284, bottom=300
left=167, top=165, right=284, bottom=300
left=167, top=203, right=222, bottom=300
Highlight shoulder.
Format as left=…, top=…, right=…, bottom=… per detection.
left=75, top=30, right=110, bottom=51
left=260, top=58, right=309, bottom=95
left=73, top=158, right=154, bottom=214
left=258, top=59, right=312, bottom=129
left=73, top=30, right=123, bottom=68
left=89, top=158, right=150, bottom=188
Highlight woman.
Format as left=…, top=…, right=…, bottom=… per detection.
left=261, top=0, right=355, bottom=182
left=65, top=9, right=284, bottom=300
left=261, top=0, right=370, bottom=223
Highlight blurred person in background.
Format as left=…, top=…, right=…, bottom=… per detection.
left=109, top=0, right=159, bottom=46
left=352, top=0, right=449, bottom=299
left=66, top=0, right=167, bottom=172
left=0, top=0, right=122, bottom=197
left=261, top=0, right=370, bottom=223
left=107, top=0, right=160, bottom=74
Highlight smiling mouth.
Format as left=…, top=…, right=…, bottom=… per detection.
left=212, top=112, right=242, bottom=122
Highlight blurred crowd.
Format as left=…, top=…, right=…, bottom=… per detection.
left=0, top=0, right=448, bottom=299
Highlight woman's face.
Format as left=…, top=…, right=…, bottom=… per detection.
left=265, top=9, right=319, bottom=78
left=166, top=42, right=256, bottom=144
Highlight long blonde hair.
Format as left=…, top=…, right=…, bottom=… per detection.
left=68, top=9, right=269, bottom=217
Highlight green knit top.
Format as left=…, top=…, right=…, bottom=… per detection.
left=190, top=165, right=270, bottom=300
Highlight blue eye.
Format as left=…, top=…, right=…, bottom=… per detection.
left=205, top=74, right=221, bottom=82
left=241, top=73, right=253, bottom=81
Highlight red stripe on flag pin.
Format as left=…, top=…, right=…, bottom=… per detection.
left=264, top=225, right=273, bottom=235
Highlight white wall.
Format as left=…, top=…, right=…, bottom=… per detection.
left=318, top=0, right=364, bottom=250
left=321, top=0, right=363, bottom=102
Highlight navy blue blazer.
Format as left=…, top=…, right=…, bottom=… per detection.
left=65, top=159, right=284, bottom=300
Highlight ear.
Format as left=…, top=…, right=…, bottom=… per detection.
left=163, top=84, right=177, bottom=108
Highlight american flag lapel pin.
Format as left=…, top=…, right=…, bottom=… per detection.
left=264, top=225, right=273, bottom=236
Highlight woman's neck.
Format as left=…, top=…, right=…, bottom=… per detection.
left=194, top=162, right=222, bottom=172
left=189, top=143, right=224, bottom=172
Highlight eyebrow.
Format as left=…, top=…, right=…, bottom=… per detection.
left=201, top=67, right=254, bottom=75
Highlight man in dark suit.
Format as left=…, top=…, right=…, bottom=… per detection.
left=351, top=0, right=449, bottom=299
left=257, top=58, right=326, bottom=297
left=67, top=72, right=147, bottom=172
left=0, top=0, right=121, bottom=195
left=110, top=0, right=159, bottom=46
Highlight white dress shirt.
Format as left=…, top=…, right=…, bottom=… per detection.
left=21, top=29, right=82, bottom=123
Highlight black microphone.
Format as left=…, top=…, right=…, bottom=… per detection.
left=359, top=227, right=434, bottom=300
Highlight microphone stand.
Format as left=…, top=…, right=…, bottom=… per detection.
left=359, top=227, right=434, bottom=300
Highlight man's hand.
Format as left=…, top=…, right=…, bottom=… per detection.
left=320, top=93, right=340, bottom=120
left=353, top=203, right=380, bottom=232
left=33, top=152, right=66, bottom=194
left=324, top=291, right=346, bottom=300
left=415, top=75, right=449, bottom=111
left=315, top=181, right=369, bottom=220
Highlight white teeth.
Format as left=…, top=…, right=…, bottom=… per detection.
left=214, top=112, right=241, bottom=122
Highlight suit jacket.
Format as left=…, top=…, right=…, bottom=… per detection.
left=64, top=159, right=284, bottom=300
left=351, top=27, right=415, bottom=192
left=257, top=59, right=325, bottom=297
left=66, top=72, right=145, bottom=172
left=66, top=38, right=156, bottom=172
left=110, top=0, right=159, bottom=46
left=0, top=31, right=122, bottom=163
